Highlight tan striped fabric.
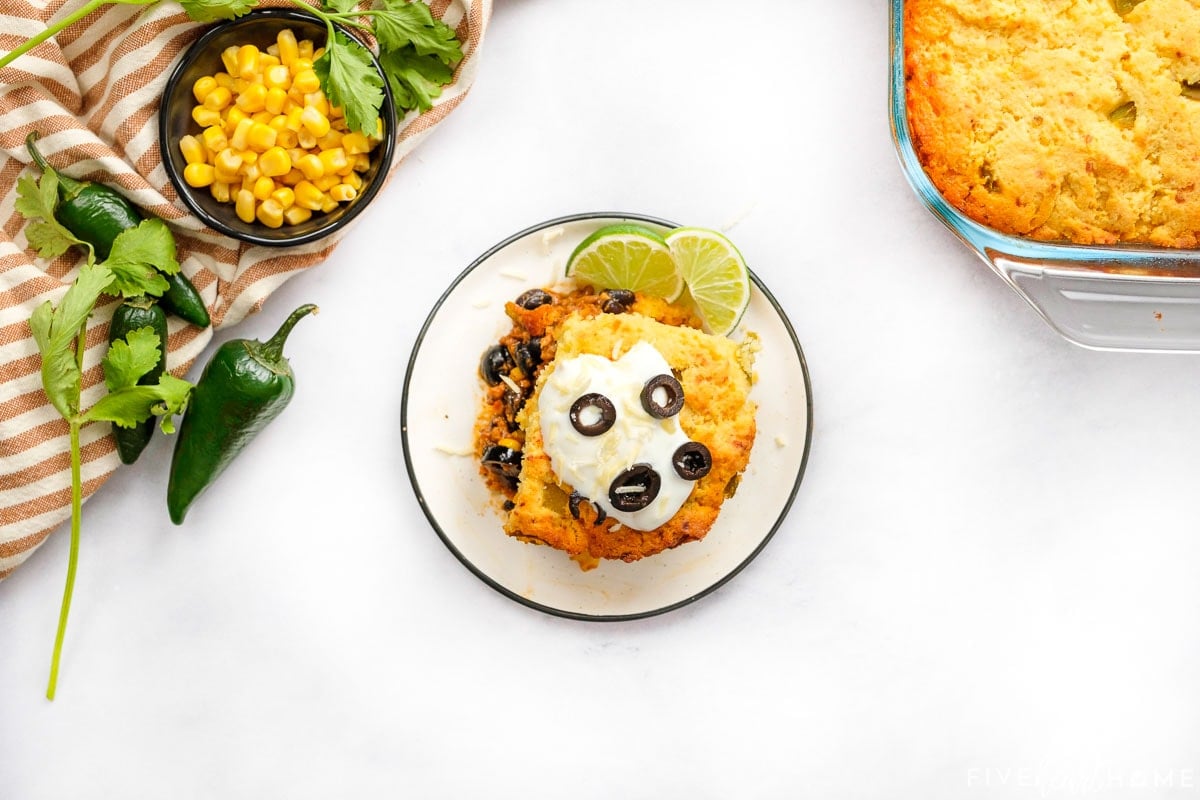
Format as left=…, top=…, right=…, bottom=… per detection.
left=0, top=0, right=489, bottom=580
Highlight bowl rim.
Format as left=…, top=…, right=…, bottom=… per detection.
left=159, top=6, right=397, bottom=248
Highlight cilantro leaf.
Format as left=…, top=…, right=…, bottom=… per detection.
left=102, top=218, right=178, bottom=298
left=177, top=0, right=256, bottom=23
left=380, top=47, right=452, bottom=112
left=30, top=263, right=114, bottom=419
left=323, top=0, right=359, bottom=13
left=375, top=0, right=463, bottom=66
left=83, top=374, right=192, bottom=430
left=103, top=326, right=162, bottom=392
left=314, top=31, right=385, bottom=135
left=14, top=173, right=92, bottom=261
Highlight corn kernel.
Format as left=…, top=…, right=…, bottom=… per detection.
left=292, top=69, right=320, bottom=94
left=179, top=134, right=205, bottom=165
left=214, top=148, right=244, bottom=173
left=203, top=86, right=232, bottom=111
left=214, top=73, right=235, bottom=92
left=229, top=117, right=254, bottom=150
left=289, top=58, right=313, bottom=80
left=343, top=171, right=363, bottom=191
left=246, top=121, right=277, bottom=152
left=352, top=153, right=371, bottom=172
left=284, top=106, right=304, bottom=132
left=252, top=176, right=275, bottom=201
left=236, top=44, right=259, bottom=80
left=276, top=129, right=298, bottom=149
left=210, top=182, right=232, bottom=203
left=202, top=125, right=229, bottom=153
left=298, top=39, right=313, bottom=60
left=316, top=131, right=342, bottom=151
left=341, top=131, right=371, bottom=155
left=303, top=91, right=329, bottom=117
left=192, top=76, right=217, bottom=103
left=318, top=147, right=347, bottom=175
left=264, top=64, right=291, bottom=90
left=329, top=183, right=357, bottom=202
left=239, top=150, right=259, bottom=167
left=258, top=146, right=292, bottom=177
left=265, top=87, right=288, bottom=115
left=259, top=53, right=280, bottom=70
left=256, top=198, right=285, bottom=228
left=277, top=29, right=299, bottom=66
left=284, top=205, right=312, bottom=225
left=251, top=111, right=274, bottom=126
left=191, top=106, right=222, bottom=128
left=314, top=173, right=340, bottom=191
left=235, top=189, right=256, bottom=223
left=271, top=186, right=295, bottom=209
left=300, top=106, right=331, bottom=138
left=235, top=82, right=267, bottom=113
left=279, top=168, right=304, bottom=186
left=183, top=162, right=215, bottom=188
left=294, top=181, right=325, bottom=210
left=220, top=46, right=240, bottom=75
left=297, top=129, right=317, bottom=150
left=242, top=161, right=261, bottom=180
left=319, top=196, right=339, bottom=214
left=295, top=153, right=324, bottom=181
left=224, top=106, right=249, bottom=134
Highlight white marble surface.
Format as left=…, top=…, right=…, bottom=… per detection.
left=6, top=1, right=1200, bottom=797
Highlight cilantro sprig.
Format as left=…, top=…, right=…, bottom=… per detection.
left=291, top=0, right=464, bottom=134
left=20, top=170, right=194, bottom=700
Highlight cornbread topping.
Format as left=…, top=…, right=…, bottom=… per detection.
left=905, top=0, right=1200, bottom=246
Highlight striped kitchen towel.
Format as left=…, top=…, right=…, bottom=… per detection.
left=0, top=0, right=489, bottom=580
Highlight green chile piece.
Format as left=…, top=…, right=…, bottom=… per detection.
left=108, top=296, right=169, bottom=464
left=166, top=304, right=317, bottom=524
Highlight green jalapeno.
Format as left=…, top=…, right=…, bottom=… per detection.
left=107, top=296, right=169, bottom=464
left=167, top=303, right=317, bottom=524
left=25, top=132, right=211, bottom=329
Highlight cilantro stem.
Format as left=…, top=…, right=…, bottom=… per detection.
left=0, top=0, right=114, bottom=71
left=46, top=323, right=87, bottom=701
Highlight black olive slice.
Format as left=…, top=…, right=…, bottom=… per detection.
left=672, top=441, right=712, bottom=480
left=568, top=490, right=583, bottom=520
left=608, top=463, right=661, bottom=511
left=514, top=289, right=553, bottom=310
left=569, top=393, right=616, bottom=436
left=481, top=444, right=522, bottom=480
left=514, top=337, right=542, bottom=375
left=601, top=289, right=635, bottom=314
left=479, top=344, right=514, bottom=386
left=640, top=374, right=684, bottom=418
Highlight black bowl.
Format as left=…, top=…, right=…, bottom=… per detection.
left=159, top=8, right=396, bottom=247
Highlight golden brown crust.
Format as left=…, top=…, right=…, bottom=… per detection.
left=905, top=0, right=1200, bottom=247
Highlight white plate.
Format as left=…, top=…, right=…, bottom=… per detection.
left=402, top=213, right=812, bottom=620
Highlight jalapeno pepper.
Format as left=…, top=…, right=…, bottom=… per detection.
left=107, top=296, right=169, bottom=464
left=167, top=304, right=317, bottom=524
left=25, top=132, right=211, bottom=329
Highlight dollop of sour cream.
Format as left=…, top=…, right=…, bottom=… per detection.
left=538, top=342, right=696, bottom=531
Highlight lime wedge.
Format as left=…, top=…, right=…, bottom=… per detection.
left=565, top=223, right=684, bottom=302
left=665, top=227, right=751, bottom=336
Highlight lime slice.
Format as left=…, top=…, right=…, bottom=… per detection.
left=565, top=223, right=684, bottom=301
left=665, top=227, right=752, bottom=336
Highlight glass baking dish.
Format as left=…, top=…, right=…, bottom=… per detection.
left=889, top=0, right=1200, bottom=352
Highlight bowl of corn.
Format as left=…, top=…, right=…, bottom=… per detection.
left=160, top=7, right=396, bottom=247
